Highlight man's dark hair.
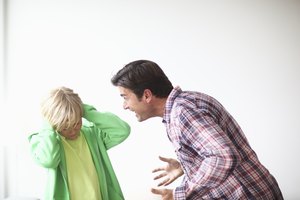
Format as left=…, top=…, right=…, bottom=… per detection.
left=111, top=60, right=173, bottom=99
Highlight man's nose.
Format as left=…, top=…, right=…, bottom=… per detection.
left=123, top=102, right=129, bottom=110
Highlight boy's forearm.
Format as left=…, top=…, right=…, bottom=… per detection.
left=83, top=104, right=130, bottom=133
left=82, top=104, right=131, bottom=148
left=28, top=127, right=61, bottom=168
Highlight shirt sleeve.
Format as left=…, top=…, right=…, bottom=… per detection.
left=28, top=122, right=61, bottom=168
left=82, top=104, right=131, bottom=150
left=174, top=109, right=241, bottom=199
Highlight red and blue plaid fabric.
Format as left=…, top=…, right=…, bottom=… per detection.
left=163, top=86, right=283, bottom=200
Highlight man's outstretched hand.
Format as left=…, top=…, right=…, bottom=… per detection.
left=151, top=188, right=173, bottom=200
left=152, top=156, right=184, bottom=186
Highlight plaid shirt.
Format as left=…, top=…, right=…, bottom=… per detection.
left=163, top=86, right=283, bottom=200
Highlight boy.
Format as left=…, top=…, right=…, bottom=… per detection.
left=28, top=86, right=130, bottom=200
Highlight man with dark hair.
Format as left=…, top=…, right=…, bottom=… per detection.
left=111, top=60, right=283, bottom=200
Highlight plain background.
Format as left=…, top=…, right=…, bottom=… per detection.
left=1, top=0, right=299, bottom=199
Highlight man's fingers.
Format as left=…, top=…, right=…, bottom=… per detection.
left=159, top=156, right=172, bottom=163
left=151, top=188, right=164, bottom=195
left=152, top=167, right=165, bottom=173
left=164, top=179, right=172, bottom=186
left=153, top=172, right=167, bottom=180
left=157, top=178, right=170, bottom=186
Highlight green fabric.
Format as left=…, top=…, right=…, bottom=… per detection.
left=61, top=132, right=101, bottom=200
left=28, top=104, right=130, bottom=200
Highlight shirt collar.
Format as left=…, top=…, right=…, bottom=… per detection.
left=162, top=86, right=182, bottom=124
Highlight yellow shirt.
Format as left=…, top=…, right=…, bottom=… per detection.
left=61, top=132, right=101, bottom=200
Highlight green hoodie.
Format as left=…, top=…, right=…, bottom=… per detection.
left=28, top=104, right=130, bottom=200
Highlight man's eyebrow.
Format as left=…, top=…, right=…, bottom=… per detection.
left=120, top=94, right=126, bottom=97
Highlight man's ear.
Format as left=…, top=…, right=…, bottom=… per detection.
left=143, top=89, right=153, bottom=103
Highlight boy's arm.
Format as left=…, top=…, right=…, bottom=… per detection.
left=28, top=122, right=61, bottom=168
left=82, top=104, right=131, bottom=149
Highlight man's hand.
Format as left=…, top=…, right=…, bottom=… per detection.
left=152, top=156, right=184, bottom=186
left=151, top=188, right=173, bottom=200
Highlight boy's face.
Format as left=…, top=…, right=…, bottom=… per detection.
left=60, top=119, right=82, bottom=140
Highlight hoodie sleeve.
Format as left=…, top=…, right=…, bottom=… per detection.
left=82, top=104, right=131, bottom=150
left=28, top=122, right=61, bottom=168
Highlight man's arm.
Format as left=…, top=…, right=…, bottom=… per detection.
left=173, top=110, right=241, bottom=199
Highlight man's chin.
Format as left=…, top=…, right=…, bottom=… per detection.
left=136, top=115, right=148, bottom=122
left=135, top=114, right=143, bottom=122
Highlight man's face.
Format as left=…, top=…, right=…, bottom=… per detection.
left=60, top=119, right=82, bottom=140
left=117, top=86, right=152, bottom=122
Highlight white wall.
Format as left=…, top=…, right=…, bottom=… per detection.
left=2, top=0, right=300, bottom=199
left=1, top=0, right=6, bottom=199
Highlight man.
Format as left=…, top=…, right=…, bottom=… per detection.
left=111, top=60, right=283, bottom=199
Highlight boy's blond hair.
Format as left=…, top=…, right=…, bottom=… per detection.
left=41, top=86, right=83, bottom=132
